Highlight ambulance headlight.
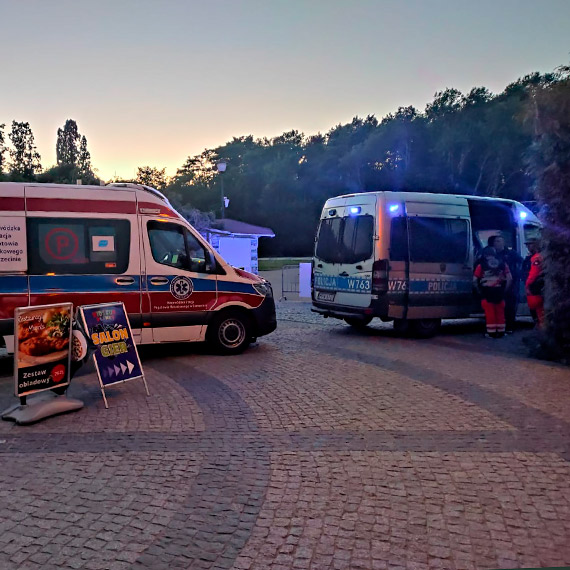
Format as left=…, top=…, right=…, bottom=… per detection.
left=253, top=282, right=273, bottom=298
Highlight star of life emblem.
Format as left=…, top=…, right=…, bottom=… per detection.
left=170, top=276, right=193, bottom=300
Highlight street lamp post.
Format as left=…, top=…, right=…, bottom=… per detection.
left=216, top=161, right=227, bottom=219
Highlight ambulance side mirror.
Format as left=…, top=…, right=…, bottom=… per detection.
left=205, top=250, right=216, bottom=273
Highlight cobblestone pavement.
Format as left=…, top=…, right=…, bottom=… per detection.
left=0, top=302, right=569, bottom=569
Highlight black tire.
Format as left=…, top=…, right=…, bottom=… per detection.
left=410, top=318, right=441, bottom=338
left=207, top=310, right=252, bottom=354
left=393, top=318, right=410, bottom=336
left=344, top=316, right=373, bottom=328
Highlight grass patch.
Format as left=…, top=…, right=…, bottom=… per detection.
left=258, top=257, right=311, bottom=271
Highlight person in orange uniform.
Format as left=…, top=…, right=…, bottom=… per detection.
left=474, top=246, right=512, bottom=338
left=525, top=238, right=545, bottom=328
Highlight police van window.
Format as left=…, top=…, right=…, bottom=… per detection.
left=342, top=215, right=374, bottom=263
left=316, top=215, right=373, bottom=264
left=27, top=218, right=130, bottom=275
left=390, top=217, right=408, bottom=261
left=148, top=221, right=209, bottom=273
left=523, top=224, right=541, bottom=242
left=315, top=217, right=343, bottom=263
left=408, top=217, right=468, bottom=263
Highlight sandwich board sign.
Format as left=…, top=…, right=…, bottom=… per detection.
left=14, top=303, right=73, bottom=398
left=79, top=302, right=149, bottom=408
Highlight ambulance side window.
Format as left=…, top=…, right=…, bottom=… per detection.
left=28, top=218, right=130, bottom=275
left=147, top=221, right=209, bottom=273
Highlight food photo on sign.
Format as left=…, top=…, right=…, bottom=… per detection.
left=14, top=303, right=73, bottom=397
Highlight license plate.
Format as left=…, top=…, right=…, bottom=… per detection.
left=317, top=291, right=336, bottom=302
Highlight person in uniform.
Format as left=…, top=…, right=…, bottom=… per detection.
left=473, top=246, right=512, bottom=338
left=489, top=235, right=522, bottom=333
left=525, top=238, right=545, bottom=328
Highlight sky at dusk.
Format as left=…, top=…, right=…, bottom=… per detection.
left=1, top=0, right=569, bottom=181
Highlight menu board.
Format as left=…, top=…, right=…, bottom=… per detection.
left=14, top=303, right=73, bottom=397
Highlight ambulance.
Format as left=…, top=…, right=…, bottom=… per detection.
left=0, top=182, right=276, bottom=354
left=311, top=191, right=541, bottom=336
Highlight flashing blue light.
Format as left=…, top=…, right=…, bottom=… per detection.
left=520, top=211, right=528, bottom=219
left=389, top=204, right=400, bottom=213
left=349, top=206, right=361, bottom=215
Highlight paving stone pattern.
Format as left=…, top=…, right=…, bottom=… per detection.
left=0, top=302, right=569, bottom=569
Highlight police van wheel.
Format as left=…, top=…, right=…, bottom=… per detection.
left=411, top=318, right=441, bottom=338
left=208, top=310, right=252, bottom=355
left=344, top=316, right=373, bottom=328
left=393, top=318, right=410, bottom=336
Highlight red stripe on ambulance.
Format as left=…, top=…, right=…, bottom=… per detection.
left=27, top=198, right=136, bottom=214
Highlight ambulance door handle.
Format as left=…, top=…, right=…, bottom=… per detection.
left=115, top=277, right=135, bottom=285
left=355, top=265, right=363, bottom=270
left=317, top=263, right=322, bottom=268
left=339, top=271, right=349, bottom=277
left=149, top=277, right=169, bottom=286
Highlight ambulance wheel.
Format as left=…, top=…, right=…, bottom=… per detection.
left=410, top=318, right=441, bottom=338
left=344, top=316, right=373, bottom=328
left=207, top=310, right=252, bottom=355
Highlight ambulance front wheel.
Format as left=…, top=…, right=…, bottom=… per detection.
left=207, top=310, right=252, bottom=355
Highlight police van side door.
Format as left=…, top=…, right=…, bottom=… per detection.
left=405, top=211, right=473, bottom=319
left=142, top=219, right=217, bottom=343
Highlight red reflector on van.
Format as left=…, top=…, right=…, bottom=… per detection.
left=372, top=259, right=389, bottom=294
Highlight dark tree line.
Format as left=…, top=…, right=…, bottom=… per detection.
left=162, top=68, right=567, bottom=257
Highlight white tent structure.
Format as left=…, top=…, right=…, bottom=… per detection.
left=201, top=219, right=275, bottom=274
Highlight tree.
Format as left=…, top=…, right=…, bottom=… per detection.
left=77, top=135, right=96, bottom=182
left=136, top=166, right=168, bottom=189
left=56, top=119, right=80, bottom=166
left=525, top=65, right=570, bottom=361
left=9, top=121, right=42, bottom=180
left=0, top=123, right=6, bottom=176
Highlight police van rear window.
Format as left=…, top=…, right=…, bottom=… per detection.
left=316, top=215, right=373, bottom=264
left=27, top=218, right=130, bottom=275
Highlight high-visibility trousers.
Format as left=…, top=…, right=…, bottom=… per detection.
left=481, top=299, right=505, bottom=334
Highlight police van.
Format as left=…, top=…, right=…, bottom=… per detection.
left=311, top=191, right=541, bottom=336
left=0, top=182, right=276, bottom=354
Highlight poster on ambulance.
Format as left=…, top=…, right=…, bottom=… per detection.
left=14, top=303, right=73, bottom=397
left=79, top=302, right=146, bottom=407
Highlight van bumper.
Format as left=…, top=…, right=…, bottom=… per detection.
left=311, top=303, right=371, bottom=320
left=251, top=296, right=277, bottom=337
left=312, top=297, right=390, bottom=320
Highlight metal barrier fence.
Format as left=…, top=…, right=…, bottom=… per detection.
left=280, top=264, right=299, bottom=300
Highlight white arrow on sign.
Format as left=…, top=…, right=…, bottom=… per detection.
left=120, top=363, right=127, bottom=374
left=127, top=360, right=135, bottom=374
left=114, top=365, right=121, bottom=376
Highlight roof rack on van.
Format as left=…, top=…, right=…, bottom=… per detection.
left=105, top=182, right=169, bottom=203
